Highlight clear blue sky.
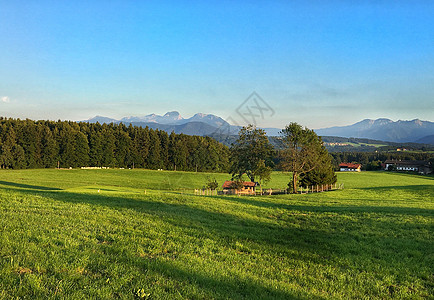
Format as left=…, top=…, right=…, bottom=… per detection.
left=1, top=1, right=433, bottom=129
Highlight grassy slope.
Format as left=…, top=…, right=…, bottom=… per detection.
left=0, top=169, right=432, bottom=299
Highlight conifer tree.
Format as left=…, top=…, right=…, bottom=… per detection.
left=147, top=129, right=161, bottom=169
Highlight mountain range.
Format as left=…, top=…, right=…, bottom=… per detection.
left=315, top=118, right=434, bottom=144
left=84, top=113, right=434, bottom=145
left=87, top=111, right=235, bottom=133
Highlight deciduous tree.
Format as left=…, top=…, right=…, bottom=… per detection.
left=280, top=122, right=335, bottom=193
left=229, top=125, right=274, bottom=182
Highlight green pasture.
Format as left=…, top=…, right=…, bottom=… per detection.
left=0, top=169, right=432, bottom=299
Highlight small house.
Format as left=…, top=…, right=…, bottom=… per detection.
left=222, top=181, right=256, bottom=195
left=339, top=163, right=361, bottom=172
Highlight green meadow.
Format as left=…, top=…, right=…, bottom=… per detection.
left=0, top=169, right=432, bottom=299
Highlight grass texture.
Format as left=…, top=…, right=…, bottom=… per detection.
left=0, top=169, right=432, bottom=299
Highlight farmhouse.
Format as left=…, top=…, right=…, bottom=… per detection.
left=383, top=160, right=432, bottom=175
left=339, top=163, right=361, bottom=172
left=222, top=180, right=256, bottom=195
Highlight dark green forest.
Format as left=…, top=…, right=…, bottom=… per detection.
left=0, top=117, right=229, bottom=171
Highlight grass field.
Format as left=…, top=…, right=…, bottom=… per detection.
left=0, top=169, right=433, bottom=299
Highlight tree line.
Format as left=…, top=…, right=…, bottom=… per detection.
left=0, top=117, right=338, bottom=193
left=330, top=152, right=434, bottom=170
left=0, top=117, right=229, bottom=171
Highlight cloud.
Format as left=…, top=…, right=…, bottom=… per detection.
left=1, top=96, right=10, bottom=103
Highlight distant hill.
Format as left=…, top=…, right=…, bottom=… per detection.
left=315, top=119, right=434, bottom=143
left=415, top=134, right=434, bottom=145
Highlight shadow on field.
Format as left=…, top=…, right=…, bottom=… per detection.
left=216, top=192, right=434, bottom=217
left=0, top=180, right=62, bottom=191
left=359, top=184, right=434, bottom=193
left=384, top=172, right=434, bottom=181
left=141, top=259, right=304, bottom=299
left=2, top=184, right=433, bottom=298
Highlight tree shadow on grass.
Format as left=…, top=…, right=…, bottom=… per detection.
left=212, top=192, right=434, bottom=217
left=358, top=184, right=434, bottom=193
left=137, top=257, right=310, bottom=300
left=84, top=236, right=309, bottom=299
left=2, top=184, right=433, bottom=298
left=384, top=172, right=434, bottom=181
left=0, top=180, right=62, bottom=191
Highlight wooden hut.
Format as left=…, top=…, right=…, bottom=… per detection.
left=222, top=181, right=256, bottom=195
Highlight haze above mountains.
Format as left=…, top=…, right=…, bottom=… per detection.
left=85, top=112, right=434, bottom=145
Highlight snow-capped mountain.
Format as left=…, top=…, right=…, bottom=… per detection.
left=120, top=111, right=183, bottom=124
left=87, top=111, right=233, bottom=130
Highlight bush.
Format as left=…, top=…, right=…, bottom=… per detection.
left=205, top=177, right=219, bottom=190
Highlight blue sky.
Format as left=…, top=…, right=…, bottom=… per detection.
left=1, top=1, right=433, bottom=129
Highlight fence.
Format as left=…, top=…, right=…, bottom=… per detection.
left=299, top=183, right=344, bottom=194
left=194, top=183, right=344, bottom=196
left=194, top=189, right=218, bottom=196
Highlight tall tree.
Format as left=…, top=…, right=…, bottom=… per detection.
left=0, top=125, right=16, bottom=169
left=147, top=129, right=161, bottom=169
left=135, top=127, right=150, bottom=168
left=12, top=144, right=26, bottom=169
left=299, top=146, right=337, bottom=187
left=174, top=136, right=188, bottom=171
left=229, top=125, right=274, bottom=182
left=59, top=125, right=76, bottom=167
left=280, top=122, right=335, bottom=193
left=89, top=126, right=103, bottom=166
left=16, top=120, right=41, bottom=168
left=114, top=125, right=132, bottom=168
left=74, top=131, right=90, bottom=167
left=158, top=130, right=170, bottom=169
left=40, top=126, right=58, bottom=168
left=101, top=125, right=117, bottom=167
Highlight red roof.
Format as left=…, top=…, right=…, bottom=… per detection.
left=222, top=180, right=256, bottom=189
left=339, top=163, right=361, bottom=169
